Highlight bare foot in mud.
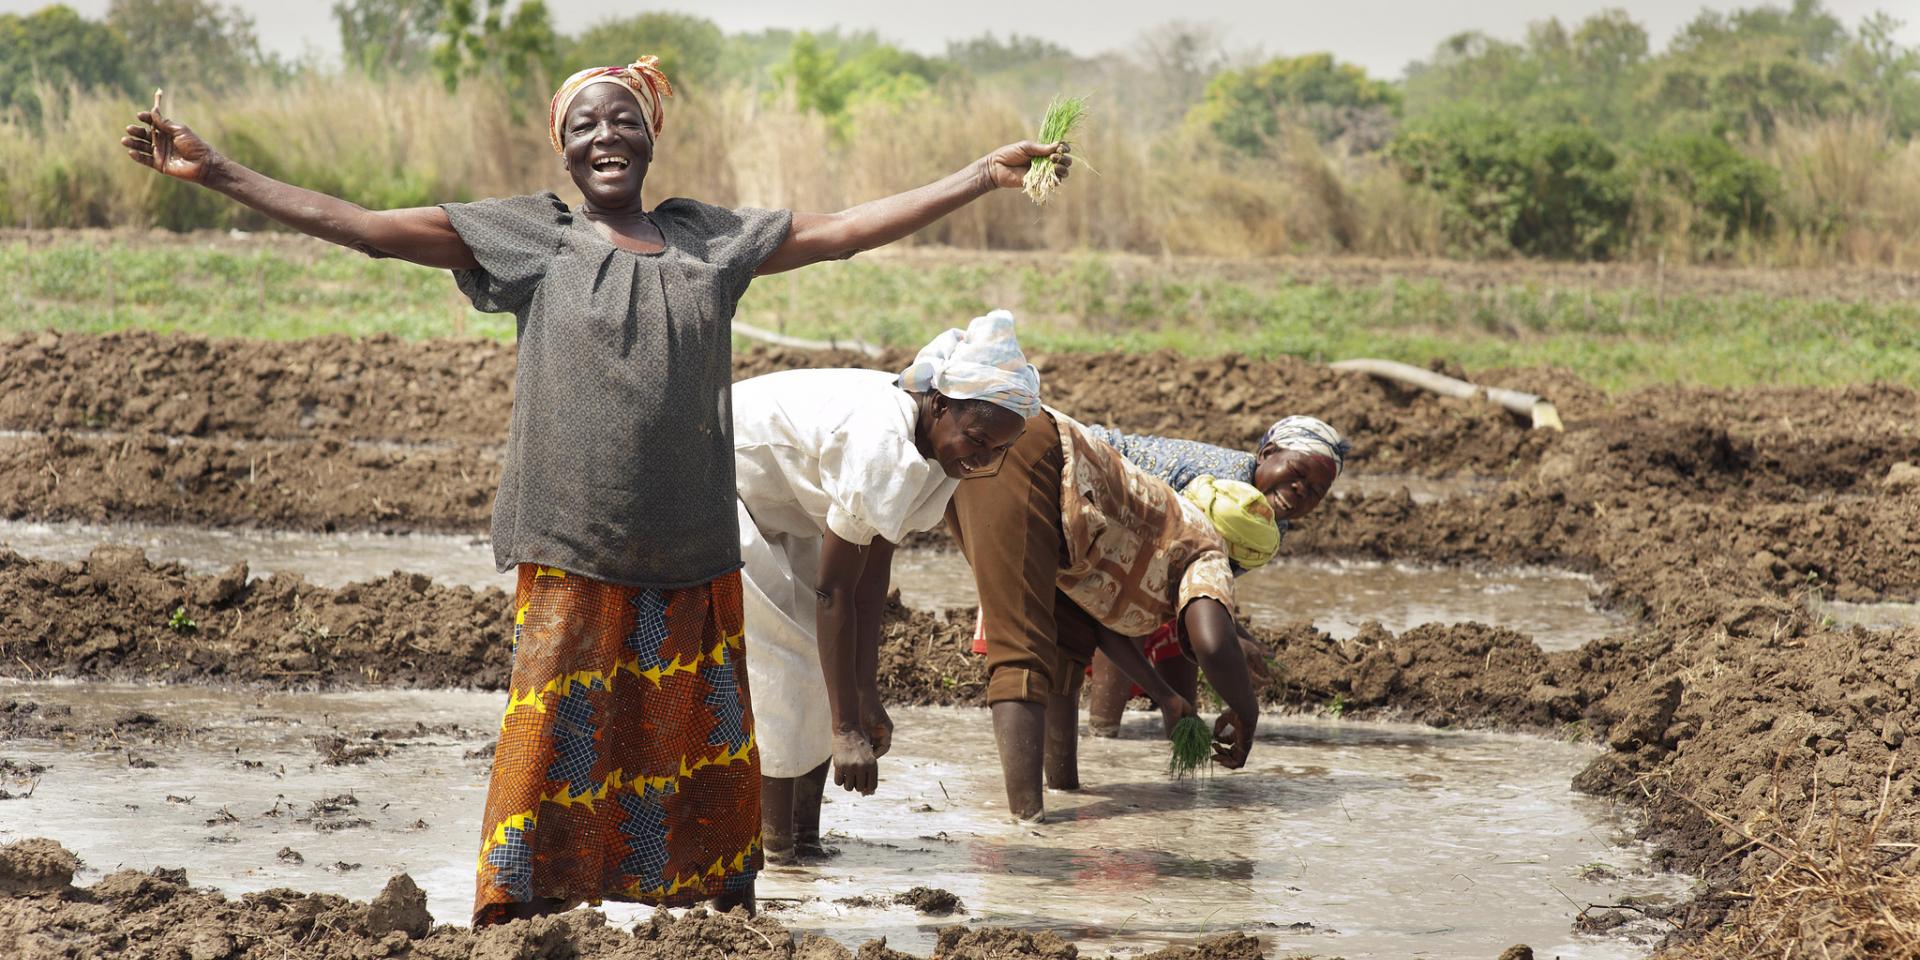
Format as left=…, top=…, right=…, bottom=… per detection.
left=795, top=834, right=840, bottom=862
left=710, top=887, right=756, bottom=916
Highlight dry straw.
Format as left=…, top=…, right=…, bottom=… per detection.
left=1654, top=760, right=1920, bottom=957
left=1022, top=94, right=1087, bottom=205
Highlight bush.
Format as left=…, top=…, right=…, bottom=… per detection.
left=1190, top=53, right=1399, bottom=152
left=1628, top=133, right=1777, bottom=256
left=1389, top=108, right=1631, bottom=259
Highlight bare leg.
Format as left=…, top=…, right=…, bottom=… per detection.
left=711, top=879, right=756, bottom=915
left=992, top=700, right=1047, bottom=822
left=1157, top=656, right=1199, bottom=707
left=794, top=760, right=839, bottom=860
left=1086, top=651, right=1131, bottom=738
left=1044, top=669, right=1085, bottom=791
left=760, top=775, right=797, bottom=866
left=497, top=897, right=572, bottom=922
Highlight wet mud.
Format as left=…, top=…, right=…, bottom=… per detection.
left=0, top=687, right=1682, bottom=958
left=3, top=331, right=1919, bottom=956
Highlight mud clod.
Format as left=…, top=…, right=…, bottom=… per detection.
left=366, top=873, right=432, bottom=939
left=0, top=838, right=77, bottom=896
left=893, top=886, right=964, bottom=916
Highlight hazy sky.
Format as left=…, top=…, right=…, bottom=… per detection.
left=23, top=0, right=1920, bottom=78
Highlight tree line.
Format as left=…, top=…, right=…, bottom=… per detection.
left=2, top=0, right=1915, bottom=261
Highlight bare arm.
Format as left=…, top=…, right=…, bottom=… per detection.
left=1091, top=625, right=1196, bottom=736
left=1184, top=597, right=1261, bottom=768
left=852, top=538, right=897, bottom=758
left=755, top=140, right=1071, bottom=275
left=816, top=531, right=882, bottom=794
left=122, top=109, right=477, bottom=270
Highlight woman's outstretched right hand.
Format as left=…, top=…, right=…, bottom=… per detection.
left=123, top=108, right=216, bottom=184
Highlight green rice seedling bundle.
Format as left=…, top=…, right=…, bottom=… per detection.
left=1168, top=714, right=1213, bottom=779
left=1022, top=95, right=1087, bottom=205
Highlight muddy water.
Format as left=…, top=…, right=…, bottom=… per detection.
left=1, top=520, right=1623, bottom=651
left=0, top=681, right=1684, bottom=958
left=1813, top=596, right=1920, bottom=631
left=893, top=551, right=1622, bottom=652
left=0, top=519, right=509, bottom=592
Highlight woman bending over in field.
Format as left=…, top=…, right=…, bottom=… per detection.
left=121, top=56, right=1069, bottom=925
left=1079, top=418, right=1349, bottom=747
left=733, top=311, right=1037, bottom=863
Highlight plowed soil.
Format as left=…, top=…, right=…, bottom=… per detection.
left=4, top=331, right=1919, bottom=956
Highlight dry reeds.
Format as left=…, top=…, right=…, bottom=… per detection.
left=2, top=73, right=1914, bottom=266
left=1660, top=761, right=1920, bottom=959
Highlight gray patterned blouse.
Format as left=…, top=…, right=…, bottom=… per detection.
left=442, top=192, right=792, bottom=588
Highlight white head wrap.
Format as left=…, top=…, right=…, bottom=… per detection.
left=896, top=310, right=1042, bottom=418
left=1260, top=416, right=1350, bottom=475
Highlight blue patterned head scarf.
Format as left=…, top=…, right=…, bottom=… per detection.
left=1260, top=416, right=1350, bottom=476
left=896, top=310, right=1042, bottom=418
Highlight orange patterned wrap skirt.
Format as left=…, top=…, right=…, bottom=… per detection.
left=472, top=564, right=762, bottom=925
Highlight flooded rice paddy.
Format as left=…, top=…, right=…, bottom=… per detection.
left=0, top=682, right=1685, bottom=958
left=1, top=519, right=1624, bottom=652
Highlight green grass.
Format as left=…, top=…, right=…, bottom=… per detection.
left=5, top=237, right=1917, bottom=391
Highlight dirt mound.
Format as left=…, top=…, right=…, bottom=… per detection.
left=0, top=838, right=77, bottom=896
left=0, top=330, right=517, bottom=444
left=0, top=843, right=1270, bottom=960
left=4, top=332, right=1550, bottom=476
left=0, top=546, right=510, bottom=688
left=0, top=431, right=498, bottom=533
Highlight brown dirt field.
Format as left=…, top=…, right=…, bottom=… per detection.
left=0, top=330, right=1548, bottom=474
left=5, top=331, right=1920, bottom=956
left=0, top=846, right=1271, bottom=960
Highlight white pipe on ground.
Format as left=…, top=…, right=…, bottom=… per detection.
left=732, top=322, right=886, bottom=358
left=1330, top=359, right=1564, bottom=431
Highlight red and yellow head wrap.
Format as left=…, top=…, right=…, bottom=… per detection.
left=547, top=56, right=675, bottom=154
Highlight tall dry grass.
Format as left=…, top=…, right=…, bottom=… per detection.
left=0, top=73, right=1914, bottom=266
left=1761, top=115, right=1920, bottom=269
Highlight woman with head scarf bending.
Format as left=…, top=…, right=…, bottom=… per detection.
left=1077, top=417, right=1349, bottom=753
left=121, top=57, right=1070, bottom=923
left=733, top=310, right=1037, bottom=863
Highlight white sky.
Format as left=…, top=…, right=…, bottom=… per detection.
left=21, top=0, right=1920, bottom=78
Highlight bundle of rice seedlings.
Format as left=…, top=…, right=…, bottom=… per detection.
left=1168, top=715, right=1213, bottom=779
left=1022, top=95, right=1087, bottom=205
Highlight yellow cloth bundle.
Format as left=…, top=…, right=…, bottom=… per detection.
left=1181, top=474, right=1281, bottom=569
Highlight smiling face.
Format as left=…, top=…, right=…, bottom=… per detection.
left=560, top=83, right=654, bottom=212
left=1252, top=448, right=1339, bottom=522
left=925, top=397, right=1027, bottom=479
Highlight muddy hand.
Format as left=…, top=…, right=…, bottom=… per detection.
left=122, top=97, right=216, bottom=183
left=1212, top=709, right=1255, bottom=769
left=860, top=699, right=894, bottom=760
left=983, top=140, right=1072, bottom=190
left=830, top=728, right=879, bottom=795
left=1159, top=693, right=1196, bottom=738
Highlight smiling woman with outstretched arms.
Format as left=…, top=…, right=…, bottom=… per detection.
left=120, top=55, right=1069, bottom=926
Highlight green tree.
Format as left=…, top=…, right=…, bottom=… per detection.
left=334, top=0, right=440, bottom=77
left=772, top=31, right=946, bottom=122
left=1189, top=52, right=1398, bottom=152
left=1629, top=133, right=1777, bottom=253
left=1390, top=108, right=1632, bottom=259
left=1840, top=12, right=1920, bottom=136
left=431, top=0, right=558, bottom=94
left=0, top=5, right=136, bottom=118
left=107, top=0, right=264, bottom=91
left=565, top=12, right=724, bottom=91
